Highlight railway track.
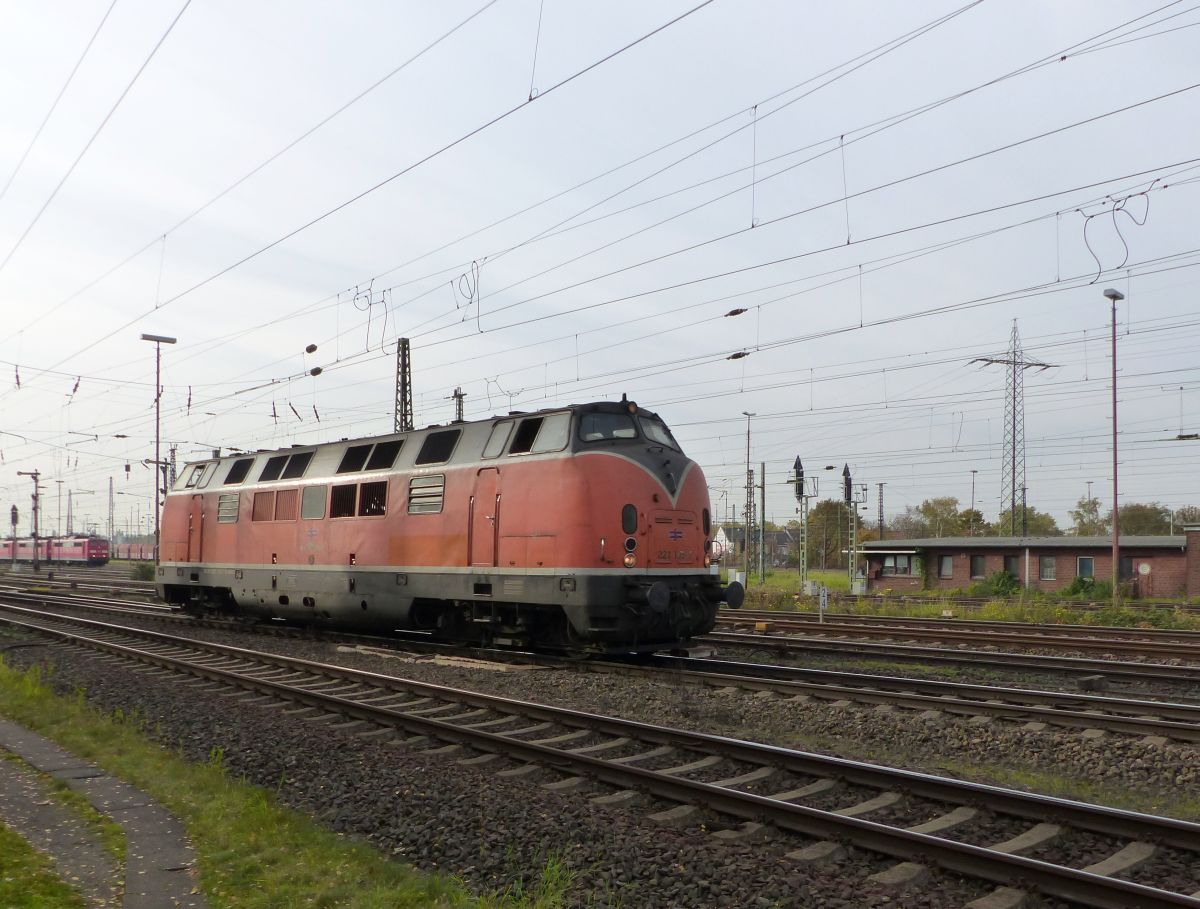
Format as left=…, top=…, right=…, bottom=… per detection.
left=704, top=630, right=1200, bottom=686
left=716, top=613, right=1200, bottom=660
left=728, top=607, right=1200, bottom=642
left=2, top=602, right=1200, bottom=907
left=10, top=588, right=1200, bottom=743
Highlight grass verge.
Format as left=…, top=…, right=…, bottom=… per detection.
left=0, top=658, right=570, bottom=909
left=0, top=822, right=89, bottom=909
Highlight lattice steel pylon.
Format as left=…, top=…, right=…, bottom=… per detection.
left=972, top=322, right=1054, bottom=535
left=395, top=338, right=413, bottom=432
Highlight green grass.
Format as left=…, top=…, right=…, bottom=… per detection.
left=0, top=822, right=89, bottom=909
left=727, top=571, right=1200, bottom=629
left=0, top=660, right=574, bottom=909
left=0, top=751, right=125, bottom=864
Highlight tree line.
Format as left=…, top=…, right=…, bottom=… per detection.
left=737, top=497, right=1200, bottom=570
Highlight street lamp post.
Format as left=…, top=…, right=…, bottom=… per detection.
left=1103, top=288, right=1124, bottom=607
left=141, top=333, right=177, bottom=563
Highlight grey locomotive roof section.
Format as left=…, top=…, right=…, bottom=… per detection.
left=862, top=536, right=1186, bottom=550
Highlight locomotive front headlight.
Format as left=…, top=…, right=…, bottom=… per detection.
left=623, top=553, right=637, bottom=568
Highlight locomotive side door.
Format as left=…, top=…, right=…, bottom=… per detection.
left=186, top=494, right=204, bottom=562
left=469, top=469, right=500, bottom=567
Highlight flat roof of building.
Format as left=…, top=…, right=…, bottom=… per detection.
left=862, top=535, right=1185, bottom=551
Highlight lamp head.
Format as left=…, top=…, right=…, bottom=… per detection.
left=140, top=333, right=177, bottom=344
left=1102, top=288, right=1125, bottom=303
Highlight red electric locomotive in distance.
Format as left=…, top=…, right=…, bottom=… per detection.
left=157, top=399, right=744, bottom=652
left=0, top=535, right=110, bottom=566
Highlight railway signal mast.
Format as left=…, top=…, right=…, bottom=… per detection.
left=792, top=457, right=816, bottom=591
left=17, top=470, right=40, bottom=572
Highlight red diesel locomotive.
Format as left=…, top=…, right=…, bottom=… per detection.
left=0, top=535, right=110, bottom=566
left=158, top=400, right=743, bottom=651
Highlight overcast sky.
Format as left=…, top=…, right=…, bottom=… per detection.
left=1, top=0, right=1198, bottom=536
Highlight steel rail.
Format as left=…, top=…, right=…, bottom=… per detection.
left=704, top=631, right=1200, bottom=684
left=727, top=608, right=1200, bottom=641
left=716, top=616, right=1200, bottom=658
left=12, top=590, right=1200, bottom=739
left=3, top=608, right=1200, bottom=907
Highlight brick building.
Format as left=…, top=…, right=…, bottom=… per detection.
left=862, top=527, right=1200, bottom=597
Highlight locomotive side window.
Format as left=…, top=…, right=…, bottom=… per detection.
left=280, top=451, right=313, bottom=479
left=337, top=445, right=372, bottom=473
left=330, top=484, right=357, bottom=518
left=531, top=412, right=570, bottom=453
left=259, top=456, right=288, bottom=482
left=184, top=464, right=207, bottom=488
left=217, top=494, right=239, bottom=523
left=301, top=486, right=326, bottom=520
left=274, top=489, right=298, bottom=521
left=416, top=430, right=461, bottom=465
left=366, top=440, right=403, bottom=470
left=408, top=475, right=444, bottom=513
left=579, top=413, right=636, bottom=441
left=638, top=416, right=680, bottom=451
left=621, top=504, right=637, bottom=534
left=482, top=422, right=512, bottom=459
left=358, top=481, right=387, bottom=516
left=508, top=418, right=542, bottom=454
left=224, top=458, right=254, bottom=485
left=252, top=491, right=275, bottom=522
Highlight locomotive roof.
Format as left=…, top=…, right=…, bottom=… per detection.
left=169, top=399, right=672, bottom=492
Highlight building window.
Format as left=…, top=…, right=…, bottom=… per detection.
left=938, top=555, right=953, bottom=579
left=330, top=484, right=357, bottom=518
left=408, top=475, right=445, bottom=514
left=1003, top=554, right=1019, bottom=577
left=358, top=481, right=387, bottom=517
left=224, top=458, right=254, bottom=485
left=882, top=554, right=913, bottom=576
left=301, top=486, right=326, bottom=520
left=1119, top=556, right=1135, bottom=580
left=970, top=555, right=986, bottom=579
left=1040, top=556, right=1056, bottom=581
left=1077, top=556, right=1094, bottom=579
left=217, top=493, right=239, bottom=524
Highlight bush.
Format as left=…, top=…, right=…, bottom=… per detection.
left=968, top=570, right=1021, bottom=598
left=130, top=563, right=154, bottom=582
left=1059, top=576, right=1113, bottom=600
